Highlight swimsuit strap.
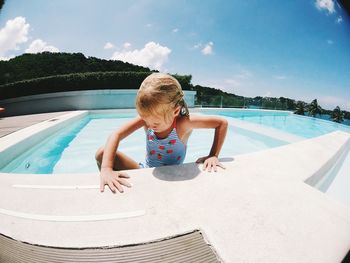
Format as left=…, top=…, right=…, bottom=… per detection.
left=172, top=117, right=177, bottom=129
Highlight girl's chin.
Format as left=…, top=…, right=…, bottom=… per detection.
left=154, top=128, right=165, bottom=133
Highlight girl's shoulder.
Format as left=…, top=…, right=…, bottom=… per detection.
left=174, top=115, right=192, bottom=142
left=175, top=115, right=192, bottom=132
left=178, top=114, right=227, bottom=129
left=177, top=113, right=204, bottom=124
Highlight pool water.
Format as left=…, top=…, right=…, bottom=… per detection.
left=210, top=110, right=350, bottom=138
left=2, top=109, right=350, bottom=174
left=1, top=112, right=287, bottom=174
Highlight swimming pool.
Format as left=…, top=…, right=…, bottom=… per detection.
left=207, top=109, right=350, bottom=138
left=0, top=110, right=288, bottom=174
left=1, top=108, right=350, bottom=175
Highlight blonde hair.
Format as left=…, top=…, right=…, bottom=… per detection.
left=136, top=73, right=189, bottom=121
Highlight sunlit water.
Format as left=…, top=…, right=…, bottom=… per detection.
left=210, top=110, right=350, bottom=138
left=2, top=110, right=349, bottom=175
left=1, top=111, right=288, bottom=174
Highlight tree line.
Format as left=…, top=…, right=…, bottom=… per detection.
left=0, top=71, right=192, bottom=99
left=0, top=52, right=151, bottom=85
left=0, top=52, right=348, bottom=123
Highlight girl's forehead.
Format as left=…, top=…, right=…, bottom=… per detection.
left=138, top=104, right=170, bottom=117
left=140, top=113, right=164, bottom=121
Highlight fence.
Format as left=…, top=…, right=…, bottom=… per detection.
left=195, top=95, right=291, bottom=110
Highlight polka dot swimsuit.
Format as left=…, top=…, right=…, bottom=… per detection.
left=145, top=119, right=186, bottom=167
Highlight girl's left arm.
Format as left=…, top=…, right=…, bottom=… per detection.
left=186, top=115, right=228, bottom=172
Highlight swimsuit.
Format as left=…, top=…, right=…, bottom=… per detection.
left=143, top=119, right=187, bottom=168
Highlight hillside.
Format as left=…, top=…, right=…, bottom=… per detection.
left=0, top=52, right=151, bottom=85
left=0, top=52, right=349, bottom=121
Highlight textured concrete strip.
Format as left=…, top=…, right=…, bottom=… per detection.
left=0, top=230, right=220, bottom=263
left=0, top=111, right=73, bottom=137
left=0, top=208, right=145, bottom=222
left=0, top=111, right=87, bottom=151
left=13, top=184, right=100, bottom=190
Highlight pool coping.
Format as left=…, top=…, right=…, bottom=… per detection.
left=1, top=109, right=350, bottom=262
left=0, top=109, right=302, bottom=171
left=0, top=111, right=88, bottom=169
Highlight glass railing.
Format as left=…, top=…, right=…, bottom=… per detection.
left=194, top=95, right=291, bottom=110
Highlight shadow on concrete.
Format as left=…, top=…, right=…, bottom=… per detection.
left=152, top=157, right=234, bottom=181
left=219, top=157, right=234, bottom=162
left=152, top=163, right=201, bottom=181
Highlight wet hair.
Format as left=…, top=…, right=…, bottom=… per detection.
left=136, top=73, right=189, bottom=122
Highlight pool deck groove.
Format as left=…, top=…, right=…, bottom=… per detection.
left=0, top=111, right=73, bottom=137
left=0, top=110, right=350, bottom=262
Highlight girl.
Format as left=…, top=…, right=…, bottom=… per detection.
left=96, top=73, right=228, bottom=193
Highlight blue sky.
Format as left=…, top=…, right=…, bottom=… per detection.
left=1, top=0, right=349, bottom=110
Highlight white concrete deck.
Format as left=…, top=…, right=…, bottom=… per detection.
left=0, top=111, right=73, bottom=137
left=0, top=114, right=350, bottom=262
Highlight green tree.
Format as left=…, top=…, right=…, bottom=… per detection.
left=308, top=99, right=322, bottom=117
left=330, top=106, right=345, bottom=123
left=0, top=52, right=152, bottom=84
left=0, top=0, right=5, bottom=11
left=294, top=101, right=307, bottom=115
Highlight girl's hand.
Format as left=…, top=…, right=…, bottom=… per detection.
left=196, top=156, right=226, bottom=172
left=100, top=168, right=132, bottom=193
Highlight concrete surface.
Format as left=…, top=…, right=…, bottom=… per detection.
left=0, top=110, right=349, bottom=262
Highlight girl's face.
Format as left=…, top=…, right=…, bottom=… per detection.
left=140, top=106, right=180, bottom=133
left=142, top=114, right=171, bottom=132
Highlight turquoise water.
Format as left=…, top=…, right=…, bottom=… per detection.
left=2, top=109, right=349, bottom=174
left=1, top=111, right=287, bottom=174
left=209, top=110, right=350, bottom=138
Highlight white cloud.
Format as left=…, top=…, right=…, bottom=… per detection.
left=273, top=75, right=286, bottom=80
left=201, top=41, right=213, bottom=55
left=336, top=16, right=343, bottom=23
left=193, top=43, right=202, bottom=49
left=224, top=70, right=253, bottom=89
left=172, top=28, right=179, bottom=33
left=234, top=70, right=253, bottom=79
left=0, top=17, right=30, bottom=56
left=225, top=79, right=241, bottom=87
left=315, top=0, right=335, bottom=14
left=318, top=95, right=350, bottom=111
left=111, top=41, right=171, bottom=70
left=200, top=77, right=254, bottom=97
left=104, top=42, right=115, bottom=49
left=145, top=23, right=152, bottom=28
left=220, top=70, right=254, bottom=94
left=123, top=42, right=131, bottom=49
left=25, top=39, right=59, bottom=53
left=263, top=91, right=272, bottom=97
left=0, top=55, right=14, bottom=61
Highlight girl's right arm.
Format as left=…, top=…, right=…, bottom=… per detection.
left=100, top=116, right=145, bottom=193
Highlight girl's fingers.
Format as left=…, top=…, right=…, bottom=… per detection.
left=204, top=160, right=210, bottom=171
left=202, top=161, right=207, bottom=170
left=100, top=172, right=131, bottom=194
left=113, top=179, right=124, bottom=193
left=208, top=163, right=212, bottom=172
left=107, top=181, right=117, bottom=193
left=100, top=179, right=105, bottom=192
left=118, top=178, right=132, bottom=188
left=218, top=162, right=226, bottom=169
left=204, top=159, right=225, bottom=173
left=118, top=172, right=130, bottom=178
left=196, top=158, right=203, bottom=163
